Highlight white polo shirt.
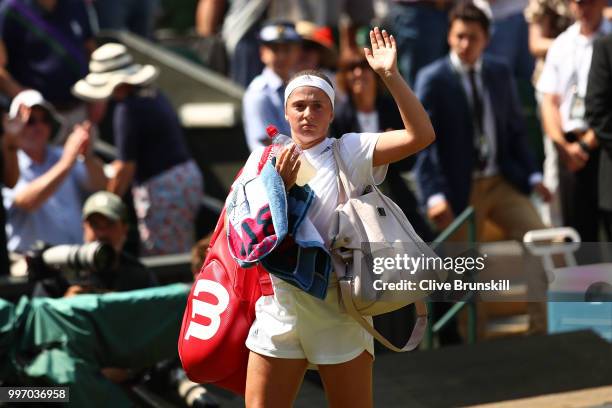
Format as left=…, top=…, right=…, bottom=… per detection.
left=537, top=20, right=612, bottom=133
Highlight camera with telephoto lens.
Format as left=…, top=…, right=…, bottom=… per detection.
left=26, top=240, right=118, bottom=283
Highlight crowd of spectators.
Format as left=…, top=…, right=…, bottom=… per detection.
left=1, top=0, right=611, bottom=306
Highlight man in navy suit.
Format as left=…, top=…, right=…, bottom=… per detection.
left=414, top=1, right=550, bottom=240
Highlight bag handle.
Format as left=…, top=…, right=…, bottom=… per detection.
left=339, top=278, right=428, bottom=352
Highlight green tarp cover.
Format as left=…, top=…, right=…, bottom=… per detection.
left=0, top=283, right=190, bottom=407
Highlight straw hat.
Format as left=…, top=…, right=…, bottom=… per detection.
left=72, top=43, right=159, bottom=101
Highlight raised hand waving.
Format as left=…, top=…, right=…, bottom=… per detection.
left=364, top=27, right=398, bottom=79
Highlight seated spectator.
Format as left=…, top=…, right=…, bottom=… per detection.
left=1, top=114, right=20, bottom=274
left=72, top=43, right=204, bottom=256
left=33, top=191, right=158, bottom=298
left=242, top=21, right=301, bottom=152
left=3, top=90, right=106, bottom=254
left=414, top=1, right=549, bottom=240
left=0, top=0, right=98, bottom=141
left=537, top=0, right=610, bottom=242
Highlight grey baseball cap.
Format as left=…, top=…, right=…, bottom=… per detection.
left=82, top=191, right=128, bottom=222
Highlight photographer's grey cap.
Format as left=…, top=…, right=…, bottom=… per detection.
left=83, top=191, right=128, bottom=222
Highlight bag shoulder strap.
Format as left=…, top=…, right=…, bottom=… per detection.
left=339, top=278, right=428, bottom=352
left=331, top=139, right=356, bottom=201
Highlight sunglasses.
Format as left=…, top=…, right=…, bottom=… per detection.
left=340, top=60, right=370, bottom=72
left=26, top=115, right=51, bottom=126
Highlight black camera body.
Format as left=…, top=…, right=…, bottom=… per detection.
left=27, top=241, right=118, bottom=284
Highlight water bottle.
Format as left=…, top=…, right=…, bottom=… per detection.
left=266, top=125, right=316, bottom=186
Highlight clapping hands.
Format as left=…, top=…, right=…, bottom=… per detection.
left=62, top=121, right=93, bottom=164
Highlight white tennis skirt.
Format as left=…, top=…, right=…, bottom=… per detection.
left=245, top=274, right=375, bottom=365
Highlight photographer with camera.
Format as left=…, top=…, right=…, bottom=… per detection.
left=33, top=191, right=157, bottom=298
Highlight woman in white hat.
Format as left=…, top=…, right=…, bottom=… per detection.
left=243, top=28, right=434, bottom=407
left=73, top=43, right=204, bottom=256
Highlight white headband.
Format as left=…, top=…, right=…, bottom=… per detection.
left=284, top=74, right=335, bottom=110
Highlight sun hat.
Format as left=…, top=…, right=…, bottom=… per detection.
left=72, top=43, right=159, bottom=101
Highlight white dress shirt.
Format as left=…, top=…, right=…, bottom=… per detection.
left=537, top=20, right=612, bottom=133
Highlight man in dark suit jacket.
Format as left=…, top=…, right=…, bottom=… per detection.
left=586, top=33, right=612, bottom=240
left=414, top=1, right=549, bottom=240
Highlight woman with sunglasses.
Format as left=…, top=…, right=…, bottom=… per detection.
left=2, top=89, right=106, bottom=256
left=243, top=27, right=434, bottom=407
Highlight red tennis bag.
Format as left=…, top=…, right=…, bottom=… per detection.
left=178, top=149, right=273, bottom=395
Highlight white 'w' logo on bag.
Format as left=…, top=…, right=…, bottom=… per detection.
left=184, top=279, right=230, bottom=340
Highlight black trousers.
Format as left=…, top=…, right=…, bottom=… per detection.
left=559, top=148, right=601, bottom=242
left=602, top=211, right=612, bottom=241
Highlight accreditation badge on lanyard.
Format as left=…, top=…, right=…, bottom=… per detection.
left=569, top=83, right=586, bottom=121
left=568, top=34, right=595, bottom=121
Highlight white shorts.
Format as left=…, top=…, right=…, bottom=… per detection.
left=245, top=274, right=375, bottom=365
